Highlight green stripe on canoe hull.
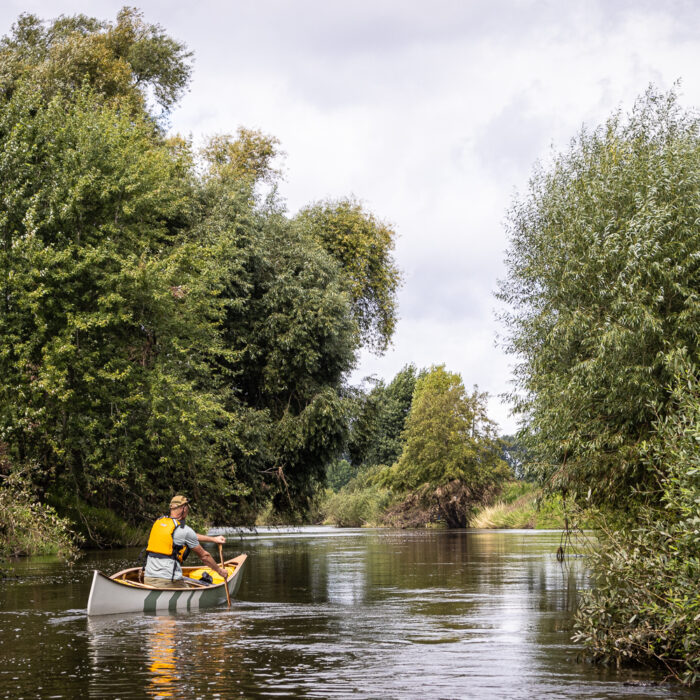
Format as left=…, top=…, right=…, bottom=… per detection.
left=143, top=590, right=162, bottom=613
left=141, top=586, right=227, bottom=613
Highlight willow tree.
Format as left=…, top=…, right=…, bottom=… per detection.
left=498, top=87, right=700, bottom=505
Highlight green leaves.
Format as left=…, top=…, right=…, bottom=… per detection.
left=499, top=87, right=700, bottom=504
left=296, top=198, right=401, bottom=354
left=380, top=365, right=508, bottom=492
left=0, top=7, right=401, bottom=534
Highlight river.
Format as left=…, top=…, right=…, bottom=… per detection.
left=1, top=527, right=697, bottom=699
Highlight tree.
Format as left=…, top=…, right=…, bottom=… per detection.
left=498, top=87, right=700, bottom=505
left=196, top=132, right=359, bottom=520
left=380, top=366, right=507, bottom=491
left=0, top=7, right=192, bottom=118
left=0, top=84, right=237, bottom=516
left=295, top=198, right=401, bottom=353
left=347, top=365, right=419, bottom=468
left=0, top=8, right=402, bottom=534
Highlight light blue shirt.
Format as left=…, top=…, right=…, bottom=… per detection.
left=144, top=520, right=199, bottom=580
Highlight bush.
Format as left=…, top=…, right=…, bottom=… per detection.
left=47, top=493, right=146, bottom=548
left=573, top=364, right=700, bottom=686
left=0, top=475, right=82, bottom=560
left=322, top=484, right=392, bottom=527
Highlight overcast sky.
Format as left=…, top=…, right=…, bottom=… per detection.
left=2, top=1, right=700, bottom=433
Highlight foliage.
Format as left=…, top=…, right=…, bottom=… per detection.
left=0, top=84, right=229, bottom=515
left=46, top=492, right=146, bottom=548
left=296, top=198, right=401, bottom=353
left=326, top=459, right=355, bottom=491
left=499, top=435, right=530, bottom=480
left=0, top=8, right=402, bottom=541
left=0, top=7, right=192, bottom=118
left=202, top=128, right=283, bottom=193
left=498, top=87, right=700, bottom=505
left=198, top=143, right=358, bottom=520
left=0, top=469, right=82, bottom=559
left=573, top=363, right=700, bottom=686
left=468, top=484, right=578, bottom=529
left=322, top=475, right=393, bottom=528
left=347, top=365, right=419, bottom=469
left=378, top=366, right=509, bottom=491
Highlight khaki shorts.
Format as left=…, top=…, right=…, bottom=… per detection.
left=143, top=576, right=198, bottom=589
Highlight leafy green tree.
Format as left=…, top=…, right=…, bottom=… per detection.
left=347, top=365, right=419, bottom=468
left=498, top=87, right=700, bottom=505
left=0, top=7, right=403, bottom=535
left=499, top=435, right=529, bottom=480
left=380, top=366, right=507, bottom=491
left=325, top=459, right=355, bottom=492
left=295, top=198, right=401, bottom=353
left=197, top=133, right=359, bottom=520
left=0, top=7, right=192, bottom=117
left=0, top=84, right=236, bottom=516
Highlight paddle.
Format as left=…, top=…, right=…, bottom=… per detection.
left=218, top=543, right=231, bottom=608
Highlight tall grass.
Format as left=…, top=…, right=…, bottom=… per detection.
left=468, top=482, right=578, bottom=529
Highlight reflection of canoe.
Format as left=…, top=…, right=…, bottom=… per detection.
left=86, top=554, right=247, bottom=616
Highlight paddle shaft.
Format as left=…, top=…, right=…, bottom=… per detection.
left=218, top=543, right=231, bottom=608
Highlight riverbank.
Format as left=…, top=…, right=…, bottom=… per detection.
left=320, top=480, right=582, bottom=530
left=0, top=479, right=81, bottom=563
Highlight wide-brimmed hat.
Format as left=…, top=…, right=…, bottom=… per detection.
left=169, top=495, right=190, bottom=509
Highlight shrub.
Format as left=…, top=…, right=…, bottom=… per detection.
left=573, top=364, right=700, bottom=686
left=322, top=484, right=392, bottom=527
left=0, top=475, right=82, bottom=560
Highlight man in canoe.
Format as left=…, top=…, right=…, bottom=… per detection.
left=144, top=495, right=229, bottom=588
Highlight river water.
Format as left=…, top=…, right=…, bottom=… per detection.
left=0, top=527, right=697, bottom=699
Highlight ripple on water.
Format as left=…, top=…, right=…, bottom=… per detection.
left=1, top=529, right=696, bottom=699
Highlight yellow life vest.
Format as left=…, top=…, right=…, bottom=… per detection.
left=146, top=517, right=190, bottom=564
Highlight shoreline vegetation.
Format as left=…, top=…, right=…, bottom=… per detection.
left=319, top=480, right=584, bottom=530
left=0, top=480, right=573, bottom=564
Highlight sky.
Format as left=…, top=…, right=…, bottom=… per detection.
left=2, top=0, right=700, bottom=433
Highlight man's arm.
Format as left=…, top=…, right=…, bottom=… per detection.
left=196, top=533, right=226, bottom=545
left=191, top=544, right=228, bottom=580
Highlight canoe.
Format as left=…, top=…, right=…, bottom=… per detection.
left=86, top=554, right=247, bottom=616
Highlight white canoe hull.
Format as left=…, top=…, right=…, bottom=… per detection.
left=86, top=554, right=247, bottom=616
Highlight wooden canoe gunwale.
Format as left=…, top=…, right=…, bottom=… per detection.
left=108, top=557, right=241, bottom=592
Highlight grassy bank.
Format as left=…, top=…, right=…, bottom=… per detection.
left=468, top=482, right=580, bottom=529
left=320, top=479, right=589, bottom=530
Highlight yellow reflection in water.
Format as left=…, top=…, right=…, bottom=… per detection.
left=146, top=616, right=179, bottom=698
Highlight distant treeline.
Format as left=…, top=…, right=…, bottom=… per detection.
left=323, top=364, right=511, bottom=529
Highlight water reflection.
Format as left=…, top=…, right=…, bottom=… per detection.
left=146, top=617, right=178, bottom=698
